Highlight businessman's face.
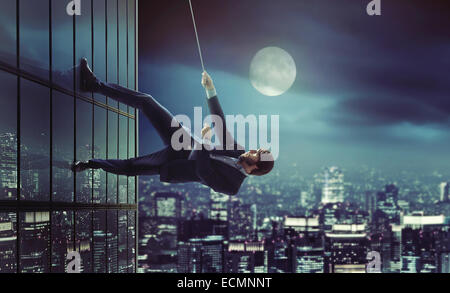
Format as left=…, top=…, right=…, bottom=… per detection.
left=239, top=149, right=261, bottom=165
left=239, top=149, right=275, bottom=176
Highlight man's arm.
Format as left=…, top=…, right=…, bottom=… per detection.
left=201, top=72, right=244, bottom=152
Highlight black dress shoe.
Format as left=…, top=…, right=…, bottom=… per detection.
left=71, top=161, right=89, bottom=173
left=80, top=58, right=101, bottom=92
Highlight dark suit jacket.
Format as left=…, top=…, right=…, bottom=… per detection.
left=160, top=95, right=246, bottom=196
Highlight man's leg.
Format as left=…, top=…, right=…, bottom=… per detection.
left=80, top=59, right=189, bottom=146
left=81, top=148, right=171, bottom=176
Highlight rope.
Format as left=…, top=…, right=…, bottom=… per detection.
left=188, top=0, right=205, bottom=72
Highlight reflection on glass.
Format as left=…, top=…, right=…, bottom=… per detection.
left=107, top=111, right=118, bottom=204
left=20, top=79, right=50, bottom=201
left=19, top=0, right=50, bottom=80
left=51, top=211, right=74, bottom=273
left=118, top=0, right=128, bottom=112
left=0, top=209, right=135, bottom=274
left=93, top=106, right=107, bottom=203
left=118, top=210, right=127, bottom=273
left=127, top=0, right=136, bottom=91
left=128, top=118, right=136, bottom=204
left=127, top=210, right=136, bottom=273
left=0, top=0, right=16, bottom=66
left=76, top=100, right=93, bottom=203
left=118, top=115, right=128, bottom=204
left=75, top=0, right=92, bottom=95
left=107, top=210, right=118, bottom=273
left=20, top=211, right=50, bottom=273
left=106, top=0, right=118, bottom=109
left=127, top=0, right=136, bottom=115
left=76, top=211, right=92, bottom=273
left=52, top=0, right=74, bottom=90
left=53, top=92, right=74, bottom=203
left=93, top=210, right=107, bottom=273
left=0, top=212, right=17, bottom=273
left=0, top=71, right=17, bottom=200
left=93, top=0, right=107, bottom=104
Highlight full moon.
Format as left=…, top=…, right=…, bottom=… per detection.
left=249, top=47, right=297, bottom=96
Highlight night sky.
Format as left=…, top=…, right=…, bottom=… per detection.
left=138, top=0, right=450, bottom=173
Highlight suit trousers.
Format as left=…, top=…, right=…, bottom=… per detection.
left=88, top=82, right=192, bottom=176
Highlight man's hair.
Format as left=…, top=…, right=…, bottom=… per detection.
left=250, top=150, right=274, bottom=176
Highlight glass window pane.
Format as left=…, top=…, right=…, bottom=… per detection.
left=128, top=177, right=135, bottom=204
left=118, top=115, right=128, bottom=204
left=52, top=92, right=74, bottom=203
left=127, top=210, right=136, bottom=273
left=127, top=0, right=136, bottom=90
left=52, top=0, right=74, bottom=90
left=106, top=0, right=118, bottom=109
left=19, top=0, right=50, bottom=80
left=0, top=0, right=17, bottom=66
left=51, top=211, right=74, bottom=273
left=107, top=111, right=118, bottom=204
left=93, top=106, right=107, bottom=203
left=93, top=210, right=107, bottom=273
left=75, top=0, right=92, bottom=95
left=107, top=210, right=118, bottom=273
left=20, top=79, right=50, bottom=202
left=20, top=211, right=50, bottom=273
left=76, top=100, right=93, bottom=203
left=118, top=210, right=127, bottom=273
left=118, top=0, right=127, bottom=112
left=0, top=212, right=17, bottom=273
left=128, top=118, right=135, bottom=204
left=93, top=0, right=107, bottom=103
left=75, top=210, right=92, bottom=273
left=127, top=0, right=136, bottom=115
left=0, top=71, right=17, bottom=200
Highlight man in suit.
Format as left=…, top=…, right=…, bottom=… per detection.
left=72, top=59, right=274, bottom=195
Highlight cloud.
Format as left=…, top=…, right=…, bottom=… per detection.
left=330, top=95, right=450, bottom=127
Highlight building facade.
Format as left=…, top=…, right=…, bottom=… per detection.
left=0, top=0, right=138, bottom=273
left=321, top=167, right=345, bottom=204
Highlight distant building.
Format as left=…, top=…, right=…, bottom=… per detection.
left=20, top=212, right=50, bottom=273
left=284, top=217, right=324, bottom=273
left=0, top=215, right=16, bottom=273
left=154, top=192, right=183, bottom=218
left=325, top=224, right=370, bottom=273
left=401, top=214, right=450, bottom=273
left=440, top=182, right=450, bottom=202
left=178, top=236, right=226, bottom=273
left=179, top=218, right=228, bottom=242
left=210, top=190, right=229, bottom=221
left=321, top=167, right=345, bottom=204
left=376, top=184, right=400, bottom=224
left=228, top=198, right=253, bottom=240
left=134, top=192, right=184, bottom=272
left=441, top=253, right=450, bottom=273
left=225, top=241, right=267, bottom=273
left=267, top=221, right=289, bottom=273
left=365, top=191, right=377, bottom=221
left=0, top=133, right=17, bottom=199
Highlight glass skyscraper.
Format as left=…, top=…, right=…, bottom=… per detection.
left=0, top=0, right=138, bottom=273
